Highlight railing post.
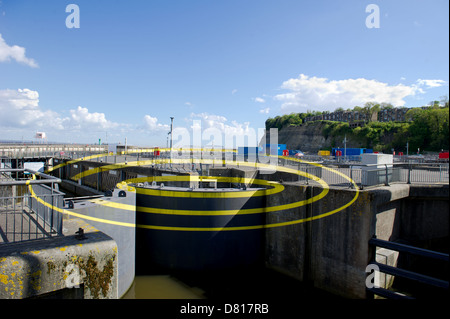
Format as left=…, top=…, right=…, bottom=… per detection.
left=51, top=182, right=54, bottom=232
left=349, top=165, right=354, bottom=189
left=407, top=164, right=411, bottom=184
left=385, top=164, right=390, bottom=186
left=306, top=166, right=309, bottom=185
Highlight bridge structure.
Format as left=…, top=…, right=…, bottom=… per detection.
left=0, top=144, right=448, bottom=299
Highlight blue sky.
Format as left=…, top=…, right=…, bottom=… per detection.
left=0, top=0, right=448, bottom=146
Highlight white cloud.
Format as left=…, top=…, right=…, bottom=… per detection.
left=0, top=88, right=174, bottom=144
left=0, top=34, right=38, bottom=68
left=0, top=88, right=133, bottom=142
left=253, top=97, right=266, bottom=103
left=0, top=88, right=64, bottom=129
left=231, top=89, right=238, bottom=95
left=259, top=107, right=270, bottom=114
left=188, top=112, right=260, bottom=147
left=190, top=113, right=228, bottom=131
left=143, top=115, right=169, bottom=131
left=273, top=74, right=443, bottom=112
left=416, top=79, right=446, bottom=88
left=69, top=106, right=119, bottom=130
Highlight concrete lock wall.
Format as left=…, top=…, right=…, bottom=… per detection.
left=265, top=182, right=449, bottom=299
left=0, top=186, right=136, bottom=299
left=68, top=189, right=136, bottom=298
left=37, top=160, right=448, bottom=298
left=265, top=184, right=373, bottom=298
left=0, top=218, right=118, bottom=299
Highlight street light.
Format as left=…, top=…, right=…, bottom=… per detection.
left=170, top=117, right=174, bottom=168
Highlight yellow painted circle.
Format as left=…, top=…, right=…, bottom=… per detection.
left=39, top=152, right=359, bottom=231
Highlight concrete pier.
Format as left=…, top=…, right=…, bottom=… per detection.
left=265, top=183, right=448, bottom=298
left=0, top=217, right=118, bottom=299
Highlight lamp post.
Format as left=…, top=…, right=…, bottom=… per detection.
left=170, top=117, right=174, bottom=168
left=343, top=134, right=347, bottom=161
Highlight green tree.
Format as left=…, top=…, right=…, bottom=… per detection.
left=363, top=102, right=381, bottom=122
left=407, top=105, right=449, bottom=151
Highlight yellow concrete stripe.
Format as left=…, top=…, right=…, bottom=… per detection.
left=135, top=187, right=328, bottom=216
left=34, top=153, right=360, bottom=231
left=129, top=176, right=284, bottom=198
left=27, top=182, right=135, bottom=228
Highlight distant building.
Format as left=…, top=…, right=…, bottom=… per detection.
left=304, top=107, right=411, bottom=124
left=377, top=107, right=409, bottom=122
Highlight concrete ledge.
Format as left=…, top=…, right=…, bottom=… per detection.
left=375, top=248, right=399, bottom=289
left=68, top=188, right=136, bottom=298
left=0, top=218, right=118, bottom=299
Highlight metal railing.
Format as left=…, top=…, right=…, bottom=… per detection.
left=47, top=151, right=449, bottom=190
left=0, top=145, right=107, bottom=159
left=277, top=160, right=449, bottom=188
left=0, top=169, right=64, bottom=244
left=367, top=237, right=449, bottom=299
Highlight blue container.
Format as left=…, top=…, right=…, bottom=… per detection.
left=332, top=148, right=368, bottom=156
left=238, top=147, right=259, bottom=155
left=265, top=144, right=287, bottom=156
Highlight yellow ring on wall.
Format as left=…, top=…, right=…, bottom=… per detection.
left=35, top=153, right=360, bottom=231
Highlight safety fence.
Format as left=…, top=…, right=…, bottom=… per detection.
left=0, top=145, right=106, bottom=159
left=277, top=160, right=449, bottom=188
left=0, top=169, right=63, bottom=244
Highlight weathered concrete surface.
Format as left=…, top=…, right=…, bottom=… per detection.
left=265, top=182, right=449, bottom=299
left=373, top=184, right=449, bottom=244
left=375, top=248, right=399, bottom=289
left=265, top=183, right=372, bottom=298
left=265, top=184, right=309, bottom=281
left=0, top=218, right=118, bottom=299
left=67, top=188, right=136, bottom=298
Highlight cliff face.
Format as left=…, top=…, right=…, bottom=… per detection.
left=266, top=122, right=364, bottom=153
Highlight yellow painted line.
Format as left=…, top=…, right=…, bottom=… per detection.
left=135, top=187, right=327, bottom=216
left=133, top=173, right=328, bottom=216
left=130, top=159, right=358, bottom=230
left=45, top=148, right=237, bottom=173
left=27, top=179, right=135, bottom=228
left=106, top=160, right=329, bottom=216
left=34, top=152, right=359, bottom=231
left=124, top=176, right=284, bottom=198
left=46, top=153, right=107, bottom=173
left=88, top=199, right=136, bottom=211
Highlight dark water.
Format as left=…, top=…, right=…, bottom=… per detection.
left=121, top=275, right=205, bottom=299
left=121, top=268, right=341, bottom=300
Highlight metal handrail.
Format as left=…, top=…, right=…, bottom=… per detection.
left=1, top=170, right=64, bottom=244
left=367, top=237, right=449, bottom=298
left=0, top=168, right=61, bottom=186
